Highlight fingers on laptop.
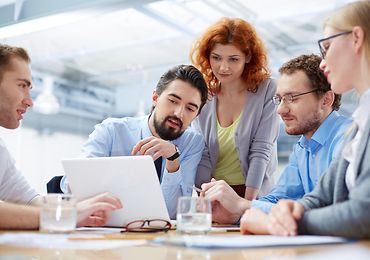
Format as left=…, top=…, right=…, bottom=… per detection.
left=90, top=192, right=123, bottom=209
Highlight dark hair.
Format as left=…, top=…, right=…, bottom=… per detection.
left=190, top=17, right=270, bottom=95
left=156, top=64, right=208, bottom=113
left=279, top=54, right=341, bottom=111
left=0, top=44, right=30, bottom=82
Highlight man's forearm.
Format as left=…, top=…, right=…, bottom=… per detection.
left=166, top=158, right=180, bottom=173
left=0, top=203, right=39, bottom=230
left=236, top=197, right=252, bottom=216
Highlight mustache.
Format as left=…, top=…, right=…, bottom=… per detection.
left=165, top=116, right=183, bottom=129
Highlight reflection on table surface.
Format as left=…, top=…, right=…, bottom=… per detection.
left=0, top=231, right=369, bottom=260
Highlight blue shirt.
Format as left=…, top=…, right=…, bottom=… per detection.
left=252, top=111, right=352, bottom=213
left=61, top=115, right=204, bottom=219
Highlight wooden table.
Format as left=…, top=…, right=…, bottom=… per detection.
left=0, top=231, right=369, bottom=259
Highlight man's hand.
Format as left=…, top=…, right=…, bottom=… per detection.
left=240, top=208, right=269, bottom=235
left=76, top=192, right=122, bottom=227
left=131, top=136, right=177, bottom=160
left=211, top=200, right=241, bottom=224
left=267, top=200, right=305, bottom=236
left=202, top=179, right=251, bottom=218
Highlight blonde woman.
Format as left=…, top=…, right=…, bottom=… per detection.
left=241, top=1, right=370, bottom=238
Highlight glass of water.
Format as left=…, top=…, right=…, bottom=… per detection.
left=39, top=194, right=77, bottom=233
left=176, top=196, right=212, bottom=235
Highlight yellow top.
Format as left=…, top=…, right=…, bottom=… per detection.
left=214, top=114, right=245, bottom=185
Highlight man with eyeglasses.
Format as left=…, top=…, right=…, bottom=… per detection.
left=200, top=54, right=352, bottom=225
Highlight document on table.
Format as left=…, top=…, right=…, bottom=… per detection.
left=0, top=232, right=147, bottom=250
left=153, top=235, right=351, bottom=248
left=298, top=244, right=370, bottom=260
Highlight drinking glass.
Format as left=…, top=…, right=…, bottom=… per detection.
left=39, top=194, right=77, bottom=233
left=176, top=196, right=211, bottom=235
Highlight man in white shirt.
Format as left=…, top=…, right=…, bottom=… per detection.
left=0, top=43, right=122, bottom=229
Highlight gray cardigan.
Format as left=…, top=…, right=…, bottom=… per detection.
left=193, top=79, right=279, bottom=196
left=298, top=117, right=370, bottom=239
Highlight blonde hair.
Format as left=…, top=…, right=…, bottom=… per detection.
left=324, top=1, right=370, bottom=61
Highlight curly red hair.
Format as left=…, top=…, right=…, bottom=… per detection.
left=190, top=18, right=270, bottom=95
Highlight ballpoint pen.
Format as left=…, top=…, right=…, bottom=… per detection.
left=191, top=185, right=203, bottom=193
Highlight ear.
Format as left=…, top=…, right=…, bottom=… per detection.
left=321, top=90, right=335, bottom=108
left=352, top=26, right=365, bottom=54
left=152, top=89, right=159, bottom=107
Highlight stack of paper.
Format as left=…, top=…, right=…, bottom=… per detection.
left=0, top=233, right=147, bottom=250
left=153, top=235, right=350, bottom=248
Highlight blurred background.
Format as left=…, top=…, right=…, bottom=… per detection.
left=0, top=0, right=358, bottom=193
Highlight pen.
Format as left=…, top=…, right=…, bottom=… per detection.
left=68, top=234, right=156, bottom=240
left=191, top=185, right=203, bottom=193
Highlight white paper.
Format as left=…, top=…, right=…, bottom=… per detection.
left=153, top=235, right=350, bottom=248
left=0, top=233, right=147, bottom=250
left=298, top=244, right=370, bottom=260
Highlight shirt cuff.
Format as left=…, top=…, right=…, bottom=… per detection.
left=161, top=168, right=182, bottom=186
left=251, top=199, right=274, bottom=214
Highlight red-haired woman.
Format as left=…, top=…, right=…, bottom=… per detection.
left=190, top=18, right=279, bottom=201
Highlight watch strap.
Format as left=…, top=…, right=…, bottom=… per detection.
left=167, top=146, right=180, bottom=161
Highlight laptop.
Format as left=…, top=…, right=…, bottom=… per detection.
left=62, top=155, right=170, bottom=227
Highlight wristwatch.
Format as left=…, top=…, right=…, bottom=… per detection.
left=167, top=145, right=180, bottom=161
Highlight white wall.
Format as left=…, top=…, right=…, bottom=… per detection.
left=0, top=124, right=86, bottom=194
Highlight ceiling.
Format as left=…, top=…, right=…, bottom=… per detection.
left=0, top=0, right=356, bottom=134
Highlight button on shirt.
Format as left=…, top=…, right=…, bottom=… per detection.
left=252, top=111, right=352, bottom=213
left=61, top=115, right=204, bottom=219
left=344, top=88, right=370, bottom=191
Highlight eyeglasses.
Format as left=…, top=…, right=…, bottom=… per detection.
left=318, top=31, right=352, bottom=59
left=272, top=89, right=320, bottom=105
left=121, top=219, right=171, bottom=233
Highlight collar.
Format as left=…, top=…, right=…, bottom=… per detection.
left=140, top=115, right=154, bottom=139
left=352, top=88, right=370, bottom=132
left=298, top=111, right=340, bottom=153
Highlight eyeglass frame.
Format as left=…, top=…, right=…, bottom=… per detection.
left=318, top=31, right=352, bottom=59
left=272, top=89, right=321, bottom=105
left=121, top=219, right=172, bottom=233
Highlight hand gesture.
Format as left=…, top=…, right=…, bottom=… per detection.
left=76, top=192, right=122, bottom=227
left=202, top=179, right=250, bottom=217
left=131, top=136, right=177, bottom=160
left=267, top=200, right=304, bottom=236
left=240, top=208, right=269, bottom=235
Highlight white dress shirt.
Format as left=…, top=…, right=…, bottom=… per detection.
left=344, top=88, right=370, bottom=191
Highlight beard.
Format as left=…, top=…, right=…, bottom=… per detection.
left=285, top=110, right=323, bottom=136
left=153, top=113, right=184, bottom=141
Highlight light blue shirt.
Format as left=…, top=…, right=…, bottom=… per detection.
left=252, top=111, right=352, bottom=213
left=61, top=115, right=204, bottom=219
